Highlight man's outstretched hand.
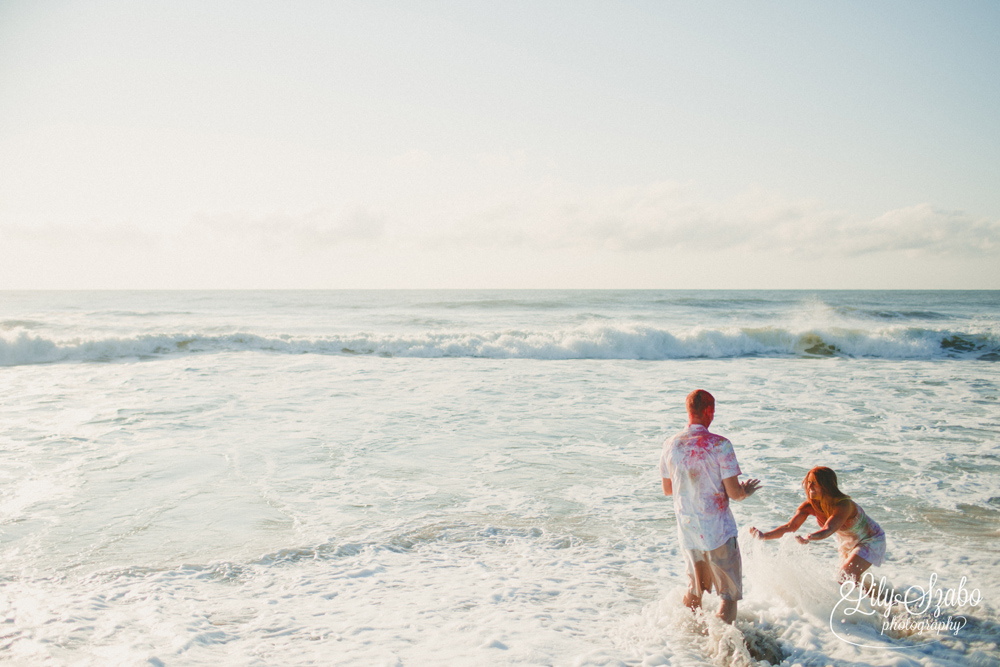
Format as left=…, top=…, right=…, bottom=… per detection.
left=741, top=478, right=761, bottom=497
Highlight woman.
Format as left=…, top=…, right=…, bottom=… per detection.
left=750, top=466, right=885, bottom=583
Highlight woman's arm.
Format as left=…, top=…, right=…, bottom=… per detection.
left=751, top=502, right=813, bottom=540
left=796, top=500, right=853, bottom=544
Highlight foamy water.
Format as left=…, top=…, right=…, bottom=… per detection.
left=1, top=291, right=998, bottom=666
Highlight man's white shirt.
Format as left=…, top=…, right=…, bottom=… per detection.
left=660, top=424, right=742, bottom=551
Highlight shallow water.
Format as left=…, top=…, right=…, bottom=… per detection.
left=1, top=291, right=998, bottom=665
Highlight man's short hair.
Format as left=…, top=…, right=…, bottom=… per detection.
left=686, top=389, right=715, bottom=416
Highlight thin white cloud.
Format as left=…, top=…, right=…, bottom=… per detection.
left=436, top=183, right=1000, bottom=258
left=3, top=183, right=996, bottom=260
left=0, top=221, right=159, bottom=247
left=837, top=204, right=999, bottom=255
left=0, top=209, right=387, bottom=249
left=189, top=209, right=387, bottom=248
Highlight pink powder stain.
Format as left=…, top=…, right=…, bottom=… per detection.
left=712, top=492, right=729, bottom=513
left=686, top=447, right=708, bottom=464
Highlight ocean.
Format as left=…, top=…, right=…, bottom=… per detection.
left=1, top=290, right=998, bottom=666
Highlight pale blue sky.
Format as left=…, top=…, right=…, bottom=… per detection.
left=1, top=1, right=998, bottom=288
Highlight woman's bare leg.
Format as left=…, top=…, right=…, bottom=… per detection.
left=840, top=554, right=873, bottom=591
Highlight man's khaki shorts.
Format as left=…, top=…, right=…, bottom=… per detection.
left=683, top=536, right=743, bottom=601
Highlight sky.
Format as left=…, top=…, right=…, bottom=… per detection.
left=1, top=0, right=998, bottom=289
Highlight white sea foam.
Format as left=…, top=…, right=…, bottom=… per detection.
left=1, top=324, right=998, bottom=366
left=2, top=291, right=999, bottom=666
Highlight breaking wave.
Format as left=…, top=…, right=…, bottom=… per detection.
left=2, top=325, right=998, bottom=366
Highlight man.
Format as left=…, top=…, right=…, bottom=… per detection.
left=660, top=389, right=760, bottom=624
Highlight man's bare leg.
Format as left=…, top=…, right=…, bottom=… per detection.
left=684, top=560, right=711, bottom=613
left=717, top=600, right=737, bottom=624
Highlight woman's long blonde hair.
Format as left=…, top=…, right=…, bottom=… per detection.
left=804, top=466, right=851, bottom=517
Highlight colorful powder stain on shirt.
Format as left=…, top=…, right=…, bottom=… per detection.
left=659, top=424, right=742, bottom=551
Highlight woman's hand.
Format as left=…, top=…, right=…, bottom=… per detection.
left=749, top=527, right=763, bottom=539
left=795, top=535, right=810, bottom=545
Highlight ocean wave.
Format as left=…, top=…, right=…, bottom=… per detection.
left=2, top=325, right=998, bottom=366
left=1, top=319, right=45, bottom=331
left=831, top=306, right=955, bottom=321
left=417, top=298, right=569, bottom=310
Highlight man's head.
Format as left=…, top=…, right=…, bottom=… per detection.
left=686, top=389, right=715, bottom=425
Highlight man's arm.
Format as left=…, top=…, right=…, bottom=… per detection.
left=722, top=475, right=760, bottom=501
left=662, top=477, right=672, bottom=496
